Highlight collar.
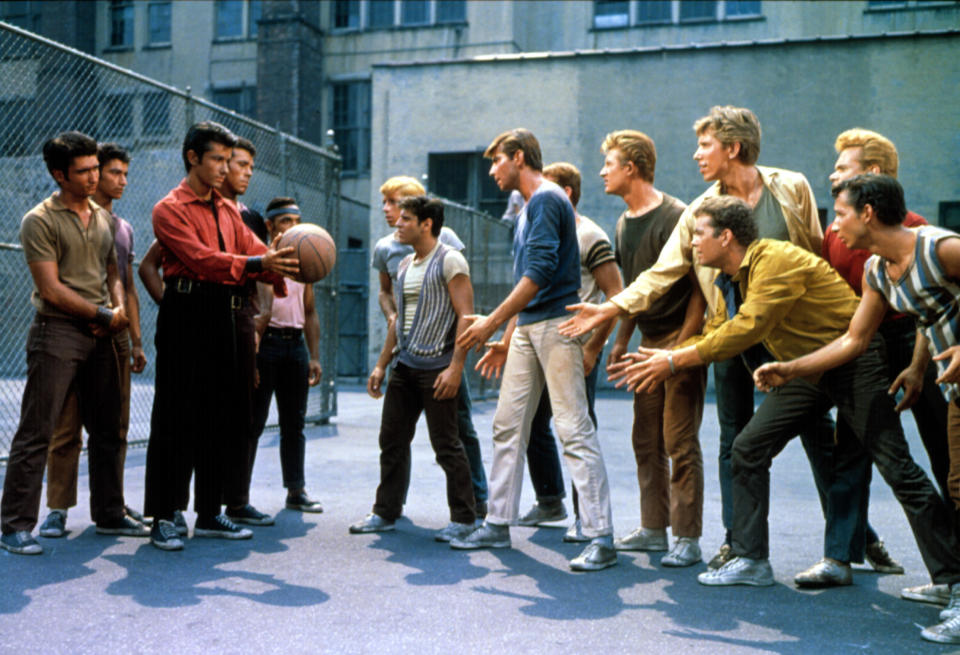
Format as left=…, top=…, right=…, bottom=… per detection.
left=730, top=240, right=763, bottom=284
left=171, top=178, right=226, bottom=207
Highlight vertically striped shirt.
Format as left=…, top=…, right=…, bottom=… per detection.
left=395, top=243, right=463, bottom=370
left=864, top=225, right=960, bottom=400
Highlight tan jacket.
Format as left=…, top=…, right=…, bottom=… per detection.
left=611, top=165, right=823, bottom=317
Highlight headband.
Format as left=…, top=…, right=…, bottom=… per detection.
left=266, top=205, right=301, bottom=220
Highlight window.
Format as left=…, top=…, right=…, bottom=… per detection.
left=212, top=86, right=257, bottom=119
left=435, top=0, right=466, bottom=23
left=941, top=202, right=960, bottom=231
left=142, top=92, right=170, bottom=136
left=0, top=1, right=39, bottom=31
left=428, top=152, right=506, bottom=219
left=593, top=0, right=762, bottom=28
left=102, top=93, right=134, bottom=137
left=148, top=1, right=172, bottom=45
left=356, top=0, right=467, bottom=30
left=333, top=1, right=361, bottom=29
left=368, top=0, right=394, bottom=27
left=109, top=0, right=134, bottom=48
left=867, top=0, right=960, bottom=8
left=401, top=0, right=428, bottom=25
left=331, top=81, right=371, bottom=173
left=215, top=0, right=260, bottom=39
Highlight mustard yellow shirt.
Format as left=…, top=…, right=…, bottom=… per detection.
left=687, top=239, right=859, bottom=371
left=611, top=165, right=823, bottom=317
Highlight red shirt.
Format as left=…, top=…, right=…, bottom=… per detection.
left=822, top=209, right=926, bottom=296
left=153, top=179, right=284, bottom=293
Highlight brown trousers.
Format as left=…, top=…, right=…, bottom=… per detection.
left=946, top=399, right=960, bottom=511
left=45, top=330, right=131, bottom=510
left=630, top=329, right=707, bottom=538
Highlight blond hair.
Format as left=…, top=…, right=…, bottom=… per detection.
left=601, top=130, right=656, bottom=183
left=834, top=128, right=899, bottom=178
left=693, top=106, right=761, bottom=166
left=379, top=175, right=425, bottom=198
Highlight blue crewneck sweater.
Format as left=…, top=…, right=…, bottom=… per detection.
left=514, top=179, right=581, bottom=326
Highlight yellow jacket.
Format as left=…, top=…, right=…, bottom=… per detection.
left=688, top=239, right=859, bottom=372
left=611, top=165, right=823, bottom=317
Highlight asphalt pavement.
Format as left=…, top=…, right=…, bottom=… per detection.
left=0, top=385, right=957, bottom=655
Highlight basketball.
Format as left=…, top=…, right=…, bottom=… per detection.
left=278, top=223, right=336, bottom=283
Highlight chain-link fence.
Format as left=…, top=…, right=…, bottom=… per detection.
left=442, top=201, right=513, bottom=399
left=0, top=21, right=341, bottom=460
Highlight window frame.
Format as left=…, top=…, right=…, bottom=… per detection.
left=108, top=0, right=135, bottom=50
left=213, top=0, right=261, bottom=42
left=330, top=79, right=372, bottom=175
left=146, top=1, right=172, bottom=47
left=592, top=0, right=763, bottom=30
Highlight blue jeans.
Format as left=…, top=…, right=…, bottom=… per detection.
left=457, top=375, right=489, bottom=502
left=253, top=332, right=309, bottom=491
left=525, top=352, right=601, bottom=505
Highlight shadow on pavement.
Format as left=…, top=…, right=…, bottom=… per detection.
left=102, top=511, right=329, bottom=609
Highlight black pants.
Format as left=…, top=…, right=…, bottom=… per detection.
left=144, top=282, right=249, bottom=521
left=731, top=337, right=960, bottom=585
left=372, top=363, right=476, bottom=525
left=1, top=315, right=123, bottom=533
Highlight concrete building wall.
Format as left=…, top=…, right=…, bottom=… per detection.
left=366, top=32, right=960, bottom=366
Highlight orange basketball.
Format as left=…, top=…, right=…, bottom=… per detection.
left=278, top=223, right=336, bottom=283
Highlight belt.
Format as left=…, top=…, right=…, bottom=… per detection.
left=168, top=277, right=245, bottom=310
left=265, top=326, right=303, bottom=339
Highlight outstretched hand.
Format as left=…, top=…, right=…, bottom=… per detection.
left=606, top=346, right=671, bottom=394
left=558, top=303, right=606, bottom=338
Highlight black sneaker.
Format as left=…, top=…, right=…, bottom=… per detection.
left=96, top=515, right=150, bottom=537
left=0, top=531, right=43, bottom=555
left=285, top=492, right=324, bottom=513
left=194, top=514, right=253, bottom=539
left=226, top=504, right=275, bottom=526
left=39, top=510, right=67, bottom=538
left=150, top=520, right=184, bottom=551
left=173, top=510, right=188, bottom=536
left=125, top=505, right=151, bottom=526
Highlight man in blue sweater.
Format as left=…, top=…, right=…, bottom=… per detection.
left=452, top=128, right=616, bottom=571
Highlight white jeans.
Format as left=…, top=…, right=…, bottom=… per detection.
left=486, top=315, right=613, bottom=537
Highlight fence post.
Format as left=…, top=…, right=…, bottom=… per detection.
left=278, top=126, right=288, bottom=196
left=184, top=85, right=194, bottom=128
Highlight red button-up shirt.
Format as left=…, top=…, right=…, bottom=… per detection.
left=153, top=179, right=284, bottom=294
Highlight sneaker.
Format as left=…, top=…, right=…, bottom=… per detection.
left=794, top=558, right=852, bottom=588
left=940, top=584, right=960, bottom=621
left=39, top=510, right=67, bottom=538
left=864, top=539, right=904, bottom=574
left=517, top=501, right=567, bottom=526
left=698, top=556, right=775, bottom=587
left=285, top=492, right=324, bottom=513
left=226, top=504, right=275, bottom=526
left=570, top=538, right=618, bottom=572
left=902, top=582, right=951, bottom=606
left=96, top=515, right=150, bottom=537
left=707, top=543, right=734, bottom=570
left=150, top=520, right=184, bottom=551
left=563, top=519, right=589, bottom=543
left=349, top=513, right=395, bottom=534
left=614, top=526, right=668, bottom=551
left=662, top=537, right=702, bottom=568
left=922, top=614, right=960, bottom=644
left=193, top=514, right=253, bottom=540
left=434, top=522, right=475, bottom=543
left=124, top=505, right=150, bottom=526
left=173, top=510, right=189, bottom=536
left=0, top=531, right=43, bottom=555
left=449, top=522, right=511, bottom=550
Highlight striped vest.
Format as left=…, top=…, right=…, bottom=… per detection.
left=395, top=243, right=458, bottom=370
left=864, top=225, right=960, bottom=400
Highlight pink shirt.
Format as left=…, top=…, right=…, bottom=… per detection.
left=270, top=278, right=305, bottom=328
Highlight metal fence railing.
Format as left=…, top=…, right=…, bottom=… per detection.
left=442, top=200, right=513, bottom=399
left=0, top=21, right=341, bottom=459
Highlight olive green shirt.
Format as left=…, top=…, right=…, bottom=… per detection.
left=20, top=193, right=117, bottom=318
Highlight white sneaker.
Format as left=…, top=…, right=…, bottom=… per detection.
left=662, top=537, right=702, bottom=568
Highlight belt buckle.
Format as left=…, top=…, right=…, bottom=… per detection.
left=230, top=295, right=243, bottom=310
left=175, top=278, right=193, bottom=294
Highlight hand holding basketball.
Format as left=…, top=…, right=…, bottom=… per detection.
left=277, top=223, right=337, bottom=283
left=262, top=240, right=299, bottom=278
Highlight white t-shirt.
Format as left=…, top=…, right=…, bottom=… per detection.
left=401, top=241, right=469, bottom=336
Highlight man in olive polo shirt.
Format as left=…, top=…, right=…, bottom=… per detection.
left=0, top=131, right=137, bottom=556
